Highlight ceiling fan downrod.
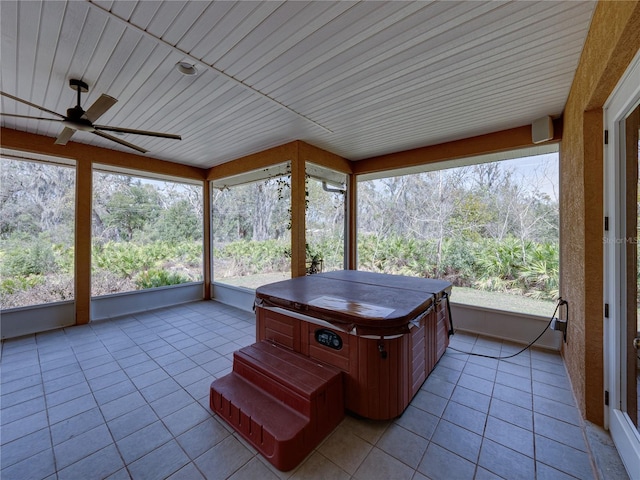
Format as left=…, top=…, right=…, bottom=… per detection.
left=64, top=79, right=93, bottom=131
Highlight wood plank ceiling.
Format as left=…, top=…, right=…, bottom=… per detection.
left=0, top=0, right=596, bottom=168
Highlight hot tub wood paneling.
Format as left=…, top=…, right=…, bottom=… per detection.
left=255, top=272, right=452, bottom=420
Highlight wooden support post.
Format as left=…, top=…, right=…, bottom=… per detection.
left=203, top=179, right=212, bottom=299
left=346, top=174, right=358, bottom=270
left=290, top=145, right=306, bottom=277
left=75, top=159, right=92, bottom=325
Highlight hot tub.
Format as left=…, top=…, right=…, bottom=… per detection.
left=255, top=270, right=453, bottom=420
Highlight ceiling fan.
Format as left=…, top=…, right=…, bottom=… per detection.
left=0, top=79, right=181, bottom=154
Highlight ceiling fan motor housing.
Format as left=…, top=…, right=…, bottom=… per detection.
left=64, top=105, right=94, bottom=131
left=66, top=106, right=85, bottom=120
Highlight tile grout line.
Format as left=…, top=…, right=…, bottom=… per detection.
left=2, top=303, right=609, bottom=480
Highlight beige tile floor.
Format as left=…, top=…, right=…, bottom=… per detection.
left=0, top=301, right=625, bottom=479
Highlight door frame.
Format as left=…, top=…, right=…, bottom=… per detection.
left=604, top=47, right=640, bottom=480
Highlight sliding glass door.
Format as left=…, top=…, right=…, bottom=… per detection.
left=604, top=50, right=640, bottom=480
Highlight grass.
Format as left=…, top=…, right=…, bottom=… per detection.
left=451, top=286, right=556, bottom=317
left=216, top=271, right=291, bottom=290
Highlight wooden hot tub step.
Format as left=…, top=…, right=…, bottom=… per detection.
left=232, top=340, right=344, bottom=418
left=210, top=373, right=310, bottom=470
left=209, top=341, right=344, bottom=471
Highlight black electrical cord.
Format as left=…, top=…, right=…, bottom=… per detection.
left=447, top=297, right=565, bottom=360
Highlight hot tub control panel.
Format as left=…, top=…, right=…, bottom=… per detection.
left=315, top=329, right=342, bottom=350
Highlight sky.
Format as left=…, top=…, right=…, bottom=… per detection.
left=500, top=153, right=559, bottom=201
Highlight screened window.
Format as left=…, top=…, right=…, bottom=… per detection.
left=1, top=157, right=76, bottom=308
left=357, top=153, right=559, bottom=316
left=212, top=165, right=291, bottom=289
left=306, top=164, right=347, bottom=274
left=92, top=169, right=203, bottom=296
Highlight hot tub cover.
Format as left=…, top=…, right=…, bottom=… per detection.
left=255, top=271, right=452, bottom=336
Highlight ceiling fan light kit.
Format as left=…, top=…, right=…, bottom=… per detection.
left=0, top=78, right=181, bottom=154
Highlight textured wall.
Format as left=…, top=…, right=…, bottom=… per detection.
left=561, top=0, right=640, bottom=426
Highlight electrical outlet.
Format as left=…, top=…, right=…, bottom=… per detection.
left=550, top=317, right=567, bottom=334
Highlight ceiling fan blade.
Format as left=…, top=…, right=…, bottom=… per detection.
left=0, top=113, right=63, bottom=122
left=55, top=127, right=76, bottom=145
left=1, top=91, right=65, bottom=119
left=84, top=94, right=117, bottom=122
left=92, top=130, right=148, bottom=154
left=93, top=125, right=181, bottom=140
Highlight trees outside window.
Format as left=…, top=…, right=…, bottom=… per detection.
left=212, top=171, right=291, bottom=289
left=358, top=153, right=559, bottom=315
left=1, top=153, right=558, bottom=314
left=92, top=171, right=203, bottom=296
left=306, top=167, right=346, bottom=273
left=1, top=157, right=76, bottom=308
left=211, top=163, right=348, bottom=287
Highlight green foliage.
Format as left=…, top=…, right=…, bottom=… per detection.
left=104, top=185, right=161, bottom=241
left=92, top=241, right=202, bottom=279
left=1, top=237, right=59, bottom=277
left=2, top=161, right=205, bottom=307
left=215, top=239, right=289, bottom=276
left=469, top=238, right=559, bottom=299
left=518, top=242, right=560, bottom=299
left=134, top=269, right=191, bottom=289
left=474, top=237, right=523, bottom=280
left=1, top=275, right=43, bottom=295
left=358, top=235, right=435, bottom=276
left=0, top=232, right=75, bottom=303
left=2, top=155, right=563, bottom=308
left=52, top=243, right=75, bottom=274
left=357, top=234, right=559, bottom=301
left=214, top=235, right=558, bottom=300
left=305, top=238, right=344, bottom=272
left=93, top=242, right=154, bottom=278
left=154, top=200, right=202, bottom=242
left=449, top=193, right=497, bottom=241
left=439, top=239, right=476, bottom=284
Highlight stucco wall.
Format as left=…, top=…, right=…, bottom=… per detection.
left=561, top=0, right=640, bottom=425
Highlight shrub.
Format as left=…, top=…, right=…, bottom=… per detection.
left=1, top=239, right=58, bottom=277
left=1, top=273, right=73, bottom=308
left=215, top=239, right=290, bottom=275
left=134, top=269, right=191, bottom=289
left=92, top=241, right=202, bottom=279
left=358, top=234, right=559, bottom=300
left=1, top=275, right=43, bottom=295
